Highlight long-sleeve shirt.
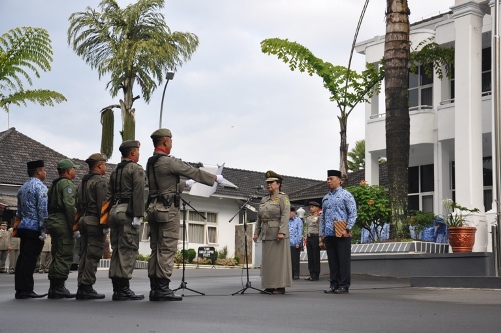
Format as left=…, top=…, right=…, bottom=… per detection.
left=288, top=215, right=303, bottom=247
left=320, top=187, right=357, bottom=237
left=16, top=177, right=48, bottom=232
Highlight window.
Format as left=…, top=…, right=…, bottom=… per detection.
left=451, top=157, right=492, bottom=211
left=408, top=164, right=434, bottom=211
left=207, top=226, right=218, bottom=244
left=181, top=210, right=219, bottom=244
left=409, top=64, right=433, bottom=108
left=189, top=224, right=204, bottom=243
left=482, top=47, right=491, bottom=94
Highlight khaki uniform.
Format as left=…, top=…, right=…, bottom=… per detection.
left=107, top=159, right=145, bottom=279
left=8, top=228, right=20, bottom=273
left=305, top=213, right=322, bottom=279
left=77, top=171, right=108, bottom=286
left=255, top=192, right=292, bottom=289
left=0, top=228, right=11, bottom=272
left=39, top=234, right=52, bottom=273
left=47, top=177, right=77, bottom=281
left=146, top=151, right=215, bottom=280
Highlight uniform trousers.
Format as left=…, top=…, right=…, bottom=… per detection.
left=290, top=246, right=301, bottom=278
left=108, top=204, right=139, bottom=280
left=306, top=236, right=321, bottom=278
left=15, top=229, right=43, bottom=291
left=324, top=235, right=351, bottom=289
left=47, top=222, right=75, bottom=280
left=9, top=249, right=19, bottom=272
left=78, top=215, right=105, bottom=286
left=0, top=250, right=8, bottom=271
left=147, top=210, right=179, bottom=280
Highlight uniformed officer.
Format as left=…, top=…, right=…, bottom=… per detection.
left=253, top=170, right=292, bottom=295
left=107, top=140, right=145, bottom=301
left=8, top=227, right=20, bottom=274
left=0, top=221, right=11, bottom=273
left=47, top=159, right=79, bottom=299
left=146, top=128, right=224, bottom=301
left=304, top=201, right=322, bottom=281
left=75, top=153, right=108, bottom=300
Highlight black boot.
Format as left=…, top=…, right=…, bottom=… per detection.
left=48, top=279, right=76, bottom=299
left=111, top=278, right=120, bottom=301
left=112, top=278, right=144, bottom=301
left=151, top=278, right=182, bottom=301
left=149, top=276, right=158, bottom=301
left=76, top=284, right=105, bottom=300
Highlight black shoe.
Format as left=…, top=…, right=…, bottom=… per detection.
left=334, top=287, right=349, bottom=294
left=260, top=288, right=273, bottom=294
left=15, top=290, right=48, bottom=299
left=150, top=278, right=182, bottom=301
left=304, top=277, right=313, bottom=281
left=48, top=279, right=76, bottom=299
left=311, top=276, right=319, bottom=281
left=292, top=276, right=299, bottom=280
left=324, top=287, right=336, bottom=294
left=272, top=288, right=285, bottom=295
left=112, top=278, right=144, bottom=301
left=76, top=285, right=105, bottom=300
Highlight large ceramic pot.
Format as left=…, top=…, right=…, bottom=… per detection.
left=448, top=226, right=476, bottom=252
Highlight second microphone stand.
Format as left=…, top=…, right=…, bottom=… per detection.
left=230, top=195, right=270, bottom=295
left=173, top=197, right=205, bottom=296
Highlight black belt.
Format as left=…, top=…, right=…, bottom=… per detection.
left=114, top=198, right=130, bottom=204
left=84, top=212, right=100, bottom=218
left=308, top=233, right=319, bottom=237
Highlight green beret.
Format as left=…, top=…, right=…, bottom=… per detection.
left=58, top=159, right=79, bottom=170
left=119, top=140, right=140, bottom=151
left=85, top=153, right=107, bottom=163
left=265, top=170, right=283, bottom=181
left=150, top=128, right=172, bottom=139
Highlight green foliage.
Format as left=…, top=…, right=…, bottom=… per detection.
left=67, top=0, right=199, bottom=147
left=442, top=198, right=479, bottom=227
left=410, top=38, right=454, bottom=80
left=233, top=256, right=240, bottom=264
left=137, top=254, right=150, bottom=262
left=218, top=245, right=228, bottom=259
left=408, top=210, right=435, bottom=238
left=180, top=248, right=197, bottom=263
left=0, top=27, right=66, bottom=112
left=346, top=181, right=390, bottom=242
left=347, top=140, right=365, bottom=172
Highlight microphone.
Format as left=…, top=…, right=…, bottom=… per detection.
left=253, top=185, right=264, bottom=190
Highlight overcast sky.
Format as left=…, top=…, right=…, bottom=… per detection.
left=1, top=0, right=454, bottom=180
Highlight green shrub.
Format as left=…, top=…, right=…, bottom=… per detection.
left=137, top=254, right=150, bottom=262
left=218, top=246, right=228, bottom=259
left=233, top=256, right=240, bottom=264
left=181, top=248, right=197, bottom=263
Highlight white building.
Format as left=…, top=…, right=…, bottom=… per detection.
left=356, top=0, right=500, bottom=251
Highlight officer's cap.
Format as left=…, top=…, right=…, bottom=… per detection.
left=150, top=128, right=172, bottom=139
left=265, top=170, right=283, bottom=182
left=85, top=153, right=107, bottom=164
left=27, top=160, right=44, bottom=170
left=57, top=159, right=79, bottom=170
left=327, top=170, right=342, bottom=178
left=119, top=140, right=140, bottom=152
left=309, top=201, right=321, bottom=208
left=0, top=221, right=7, bottom=226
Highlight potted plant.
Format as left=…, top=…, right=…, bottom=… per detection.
left=442, top=198, right=479, bottom=252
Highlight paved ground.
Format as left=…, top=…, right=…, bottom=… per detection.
left=1, top=267, right=501, bottom=333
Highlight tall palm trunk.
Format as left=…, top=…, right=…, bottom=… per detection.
left=120, top=78, right=136, bottom=141
left=384, top=0, right=410, bottom=239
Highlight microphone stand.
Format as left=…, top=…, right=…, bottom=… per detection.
left=231, top=195, right=270, bottom=295
left=172, top=196, right=205, bottom=296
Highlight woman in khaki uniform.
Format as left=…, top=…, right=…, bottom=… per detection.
left=253, top=170, right=292, bottom=294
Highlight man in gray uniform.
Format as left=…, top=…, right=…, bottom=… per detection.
left=146, top=128, right=224, bottom=301
left=304, top=201, right=322, bottom=281
left=76, top=153, right=108, bottom=300
left=0, top=222, right=11, bottom=272
left=107, top=140, right=145, bottom=301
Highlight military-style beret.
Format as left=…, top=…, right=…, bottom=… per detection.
left=119, top=140, right=140, bottom=151
left=309, top=201, right=321, bottom=208
left=150, top=128, right=172, bottom=139
left=58, top=159, right=79, bottom=170
left=327, top=170, right=342, bottom=178
left=85, top=153, right=107, bottom=164
left=27, top=160, right=44, bottom=170
left=265, top=170, right=283, bottom=181
left=290, top=206, right=296, bottom=212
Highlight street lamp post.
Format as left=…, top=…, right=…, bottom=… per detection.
left=159, top=71, right=175, bottom=128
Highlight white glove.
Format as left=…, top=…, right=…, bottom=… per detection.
left=216, top=175, right=224, bottom=184
left=73, top=231, right=81, bottom=239
left=185, top=179, right=196, bottom=189
left=103, top=228, right=110, bottom=235
left=39, top=232, right=47, bottom=241
left=132, top=217, right=143, bottom=229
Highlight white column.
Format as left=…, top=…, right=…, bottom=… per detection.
left=452, top=2, right=488, bottom=251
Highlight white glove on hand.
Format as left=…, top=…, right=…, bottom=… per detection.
left=103, top=228, right=110, bottom=235
left=39, top=232, right=47, bottom=241
left=73, top=231, right=81, bottom=239
left=185, top=179, right=196, bottom=189
left=132, top=217, right=143, bottom=229
left=216, top=175, right=224, bottom=184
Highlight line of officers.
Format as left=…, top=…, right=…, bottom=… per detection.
left=13, top=128, right=224, bottom=301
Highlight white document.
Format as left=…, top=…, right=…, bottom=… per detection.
left=189, top=163, right=224, bottom=197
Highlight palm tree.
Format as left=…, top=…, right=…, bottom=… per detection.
left=67, top=0, right=199, bottom=158
left=0, top=27, right=66, bottom=126
left=384, top=0, right=411, bottom=239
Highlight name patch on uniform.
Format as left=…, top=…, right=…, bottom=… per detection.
left=66, top=187, right=73, bottom=194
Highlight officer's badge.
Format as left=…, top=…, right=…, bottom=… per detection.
left=66, top=187, right=73, bottom=194
left=285, top=199, right=290, bottom=206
